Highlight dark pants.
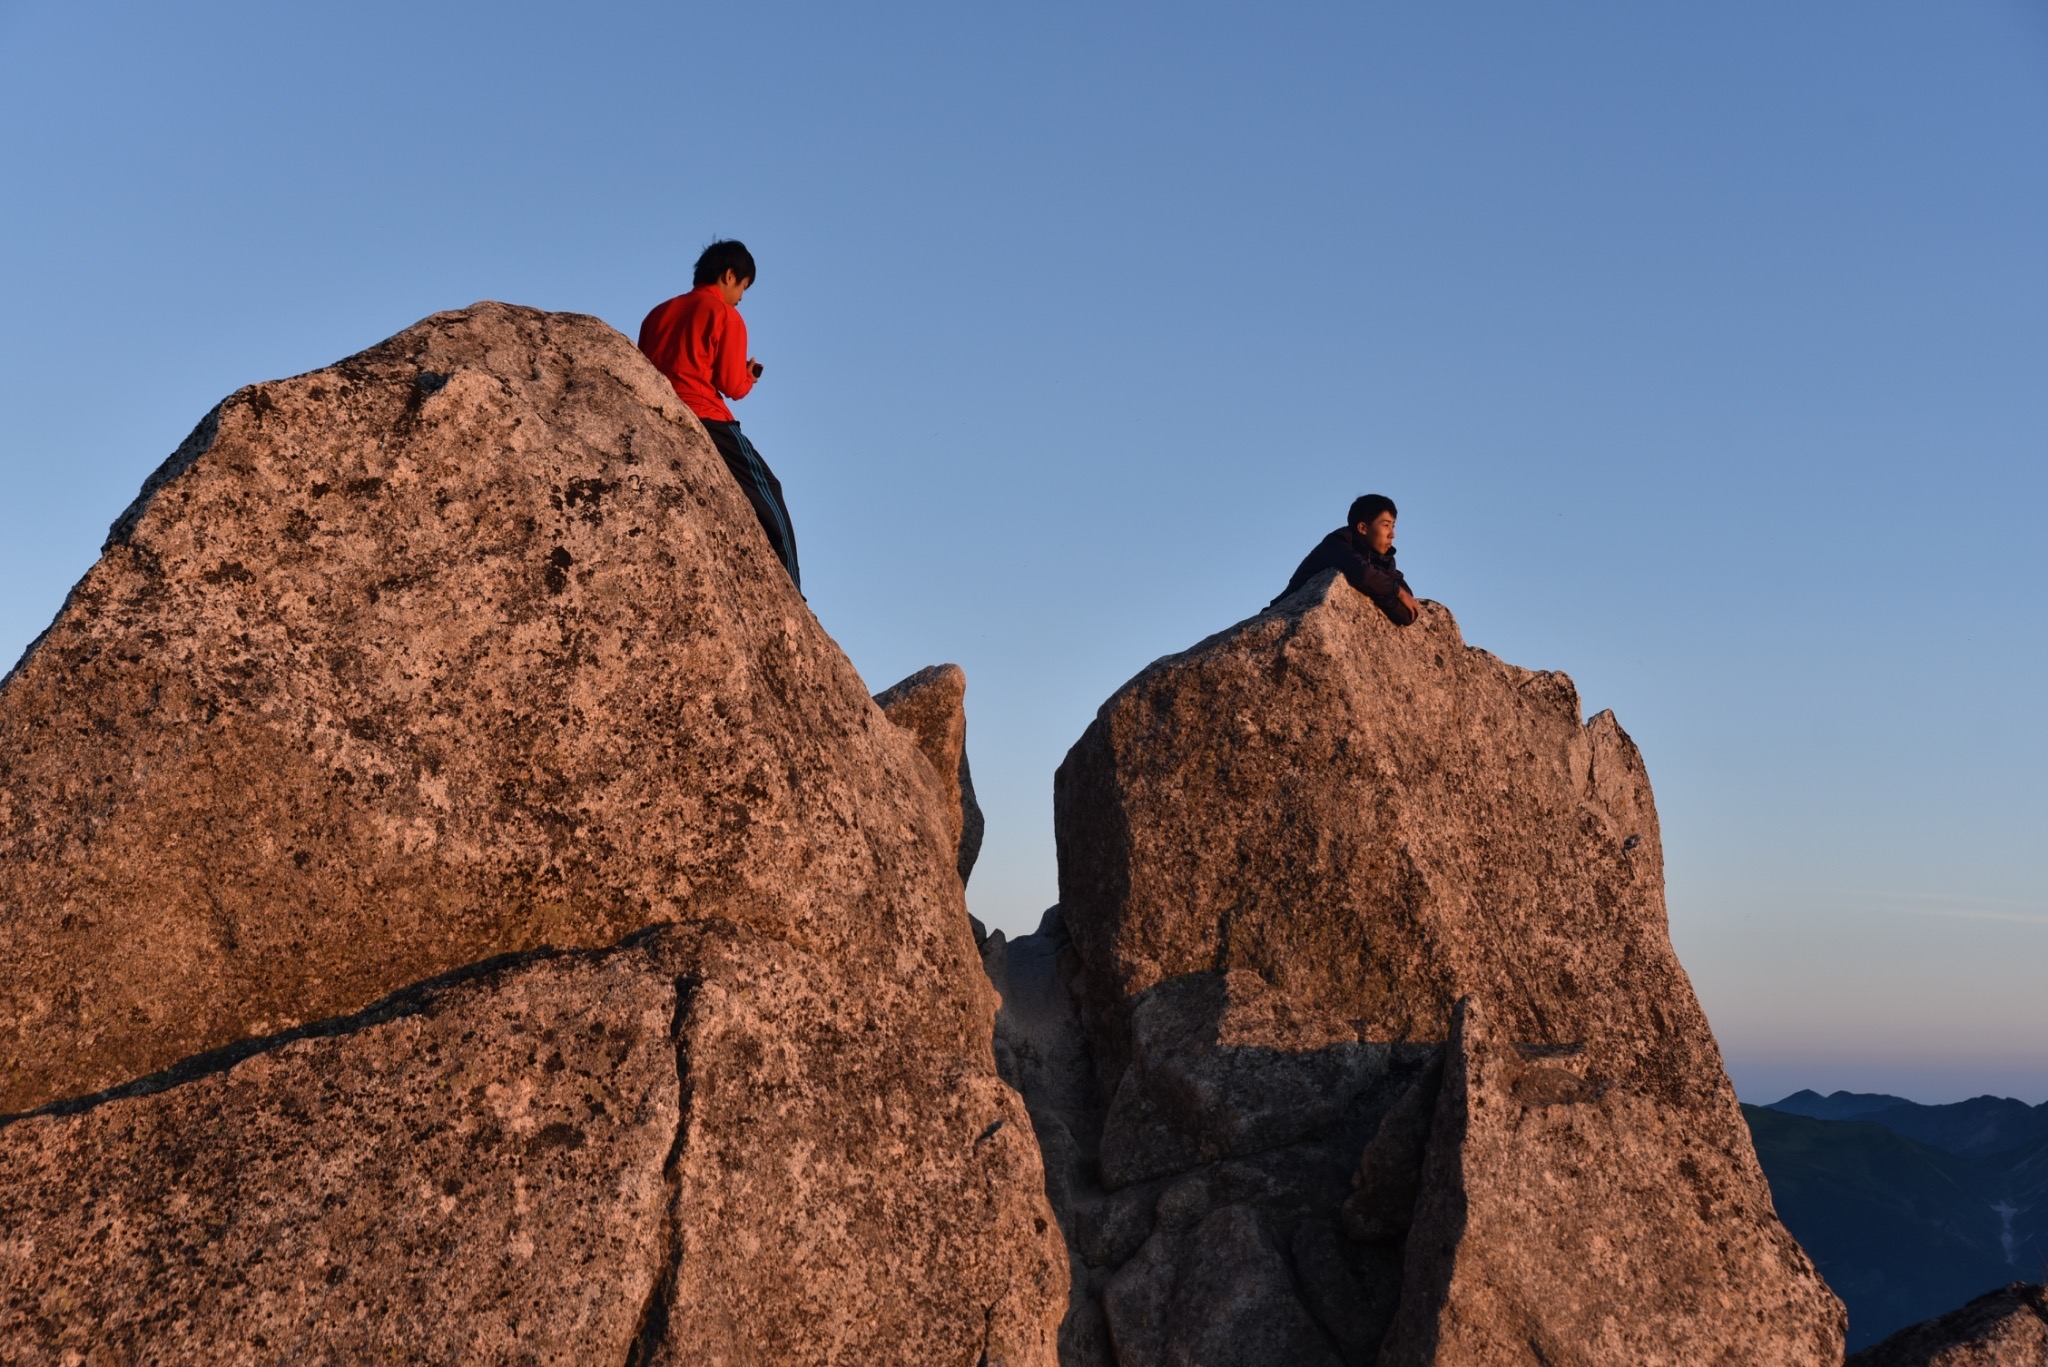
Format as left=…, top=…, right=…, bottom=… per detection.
left=700, top=420, right=800, bottom=590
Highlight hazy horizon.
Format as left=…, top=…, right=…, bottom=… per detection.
left=4, top=3, right=2044, bottom=1105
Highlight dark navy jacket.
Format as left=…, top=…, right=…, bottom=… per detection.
left=1273, top=527, right=1416, bottom=625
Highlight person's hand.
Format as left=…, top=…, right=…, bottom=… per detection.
left=1397, top=587, right=1420, bottom=616
left=747, top=358, right=764, bottom=380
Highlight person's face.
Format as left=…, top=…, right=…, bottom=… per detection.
left=718, top=270, right=752, bottom=307
left=1357, top=511, right=1396, bottom=554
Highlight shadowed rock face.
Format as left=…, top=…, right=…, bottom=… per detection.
left=1383, top=998, right=1844, bottom=1366
left=1847, top=1283, right=2048, bottom=1366
left=1003, top=574, right=1842, bottom=1364
left=0, top=303, right=1064, bottom=1363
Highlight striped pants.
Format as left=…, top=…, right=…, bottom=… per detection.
left=699, top=420, right=800, bottom=590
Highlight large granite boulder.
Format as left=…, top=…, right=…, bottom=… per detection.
left=1001, top=572, right=1842, bottom=1363
left=0, top=304, right=1064, bottom=1362
left=1847, top=1283, right=2048, bottom=1366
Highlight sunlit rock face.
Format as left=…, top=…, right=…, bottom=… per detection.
left=0, top=304, right=1064, bottom=1365
left=874, top=661, right=986, bottom=886
left=999, top=575, right=1844, bottom=1365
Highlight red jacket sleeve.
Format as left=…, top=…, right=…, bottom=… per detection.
left=712, top=308, right=754, bottom=403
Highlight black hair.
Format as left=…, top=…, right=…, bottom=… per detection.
left=692, top=239, right=757, bottom=288
left=1348, top=493, right=1398, bottom=528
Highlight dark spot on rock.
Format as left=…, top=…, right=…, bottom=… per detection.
left=200, top=561, right=254, bottom=586
left=345, top=478, right=384, bottom=498
left=284, top=509, right=316, bottom=543
left=544, top=546, right=572, bottom=595
left=440, top=1177, right=463, bottom=1197
left=415, top=371, right=451, bottom=396
left=563, top=478, right=616, bottom=524
left=544, top=1051, right=565, bottom=1073
left=309, top=482, right=331, bottom=498
left=529, top=1121, right=585, bottom=1154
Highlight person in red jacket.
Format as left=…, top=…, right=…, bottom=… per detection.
left=637, top=239, right=800, bottom=588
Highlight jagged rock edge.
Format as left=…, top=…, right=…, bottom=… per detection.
left=1, top=404, right=225, bottom=691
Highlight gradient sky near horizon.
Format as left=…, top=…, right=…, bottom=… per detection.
left=3, top=2, right=2044, bottom=1104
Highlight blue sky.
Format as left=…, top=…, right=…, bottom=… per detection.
left=3, top=2, right=2044, bottom=1103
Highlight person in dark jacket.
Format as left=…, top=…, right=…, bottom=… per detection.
left=1274, top=493, right=1419, bottom=625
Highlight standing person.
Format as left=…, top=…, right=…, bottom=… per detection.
left=637, top=239, right=801, bottom=589
left=1273, top=493, right=1419, bottom=624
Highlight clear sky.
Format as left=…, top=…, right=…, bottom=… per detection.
left=3, top=2, right=2044, bottom=1104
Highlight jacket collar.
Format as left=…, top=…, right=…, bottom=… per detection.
left=1338, top=526, right=1395, bottom=562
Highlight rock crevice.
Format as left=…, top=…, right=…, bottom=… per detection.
left=623, top=969, right=701, bottom=1367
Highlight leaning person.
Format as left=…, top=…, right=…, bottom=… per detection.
left=1273, top=493, right=1419, bottom=625
left=637, top=239, right=800, bottom=588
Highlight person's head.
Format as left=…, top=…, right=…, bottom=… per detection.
left=692, top=239, right=756, bottom=305
left=1348, top=493, right=1397, bottom=554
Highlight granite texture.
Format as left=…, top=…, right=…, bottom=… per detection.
left=1382, top=998, right=1845, bottom=1366
left=0, top=939, right=680, bottom=1365
left=1005, top=571, right=1844, bottom=1364
left=0, top=922, right=1065, bottom=1364
left=0, top=303, right=1064, bottom=1363
left=0, top=303, right=978, bottom=1111
left=874, top=662, right=985, bottom=885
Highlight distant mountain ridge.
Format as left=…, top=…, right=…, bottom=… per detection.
left=1769, top=1090, right=1916, bottom=1121
left=1747, top=1094, right=2048, bottom=1350
left=1768, top=1090, right=2048, bottom=1157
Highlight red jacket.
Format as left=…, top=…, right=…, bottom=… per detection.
left=637, top=284, right=754, bottom=423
